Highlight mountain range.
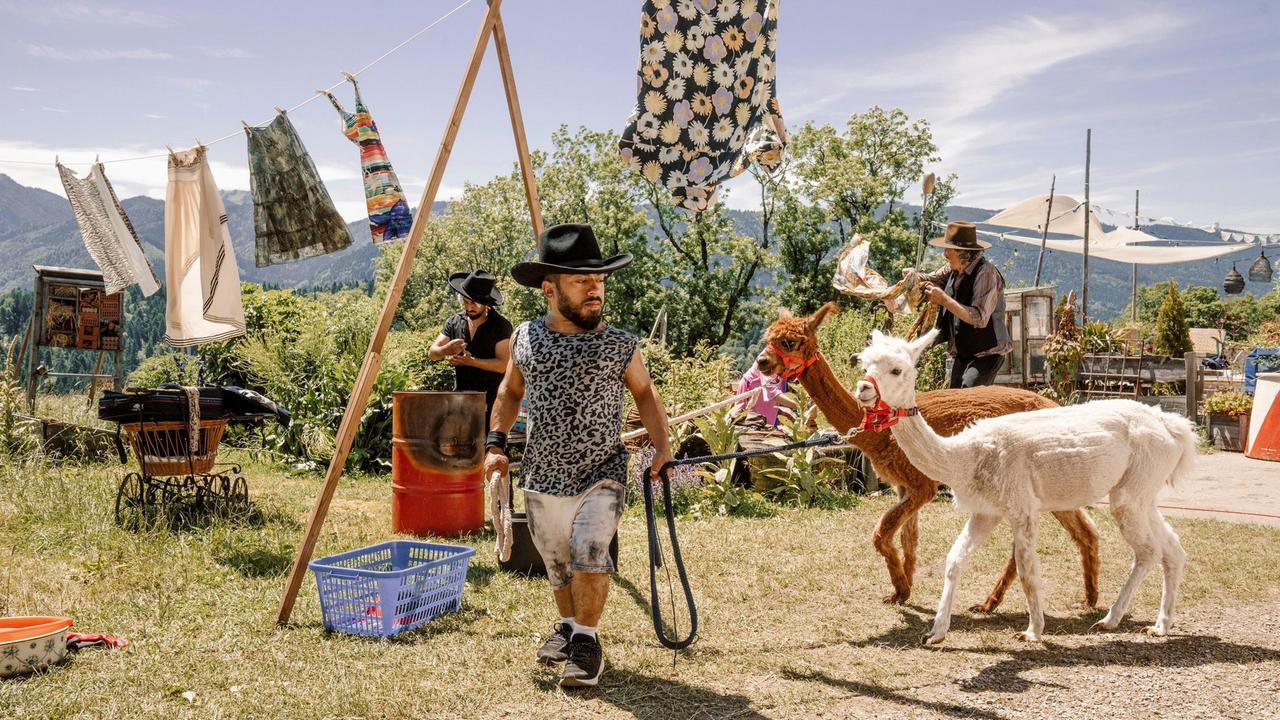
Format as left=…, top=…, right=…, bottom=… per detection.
left=0, top=173, right=1271, bottom=320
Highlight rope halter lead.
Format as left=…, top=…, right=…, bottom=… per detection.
left=768, top=342, right=818, bottom=380
left=856, top=375, right=919, bottom=433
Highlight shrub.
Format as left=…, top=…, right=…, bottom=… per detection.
left=755, top=387, right=855, bottom=509
left=640, top=339, right=737, bottom=415
left=126, top=353, right=204, bottom=388
left=1, top=337, right=36, bottom=458
left=1153, top=280, right=1192, bottom=357
left=1203, top=390, right=1253, bottom=418
left=817, top=302, right=948, bottom=393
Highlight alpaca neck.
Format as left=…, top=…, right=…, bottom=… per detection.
left=797, top=353, right=864, bottom=433
left=888, top=400, right=969, bottom=486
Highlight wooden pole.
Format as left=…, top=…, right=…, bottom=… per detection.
left=1131, top=189, right=1139, bottom=322
left=492, top=10, right=544, bottom=242
left=1034, top=174, right=1055, bottom=286
left=1082, top=129, right=1092, bottom=321
left=620, top=388, right=760, bottom=441
left=85, top=350, right=105, bottom=409
left=276, top=0, right=519, bottom=626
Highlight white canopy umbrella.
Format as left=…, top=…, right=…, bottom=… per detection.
left=983, top=194, right=1105, bottom=238
left=989, top=226, right=1250, bottom=264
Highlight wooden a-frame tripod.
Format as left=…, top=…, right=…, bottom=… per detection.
left=276, top=0, right=543, bottom=625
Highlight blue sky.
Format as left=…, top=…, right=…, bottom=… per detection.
left=2, top=0, right=1278, bottom=231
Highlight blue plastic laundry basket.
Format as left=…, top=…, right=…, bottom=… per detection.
left=309, top=540, right=476, bottom=637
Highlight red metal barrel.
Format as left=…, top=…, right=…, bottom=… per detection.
left=391, top=391, right=486, bottom=536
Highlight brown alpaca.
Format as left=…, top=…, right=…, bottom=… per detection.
left=759, top=302, right=1100, bottom=608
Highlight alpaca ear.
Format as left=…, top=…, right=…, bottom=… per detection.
left=777, top=307, right=794, bottom=321
left=805, top=301, right=841, bottom=331
left=907, top=328, right=939, bottom=362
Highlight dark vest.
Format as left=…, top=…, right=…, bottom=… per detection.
left=934, top=257, right=1001, bottom=357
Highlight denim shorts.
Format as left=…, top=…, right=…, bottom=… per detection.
left=523, top=480, right=626, bottom=589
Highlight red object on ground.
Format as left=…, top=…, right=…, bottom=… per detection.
left=390, top=392, right=486, bottom=536
left=1246, top=372, right=1280, bottom=462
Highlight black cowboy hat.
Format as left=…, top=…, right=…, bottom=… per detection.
left=510, top=223, right=632, bottom=288
left=448, top=269, right=504, bottom=306
left=928, top=220, right=991, bottom=250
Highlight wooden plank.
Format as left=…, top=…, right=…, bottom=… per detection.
left=275, top=0, right=505, bottom=626
left=492, top=10, right=544, bottom=242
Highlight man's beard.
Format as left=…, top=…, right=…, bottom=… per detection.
left=464, top=307, right=486, bottom=320
left=557, top=295, right=602, bottom=330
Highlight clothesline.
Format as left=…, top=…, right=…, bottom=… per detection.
left=0, top=0, right=475, bottom=167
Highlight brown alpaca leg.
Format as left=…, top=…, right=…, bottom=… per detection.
left=873, top=487, right=934, bottom=603
left=1052, top=508, right=1101, bottom=608
left=901, top=512, right=919, bottom=584
left=971, top=553, right=1017, bottom=613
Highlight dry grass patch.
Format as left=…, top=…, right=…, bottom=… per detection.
left=2, top=451, right=1278, bottom=719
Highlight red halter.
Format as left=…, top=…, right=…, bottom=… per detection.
left=858, top=375, right=919, bottom=432
left=768, top=342, right=818, bottom=380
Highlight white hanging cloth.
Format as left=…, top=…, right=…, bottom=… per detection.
left=163, top=146, right=245, bottom=347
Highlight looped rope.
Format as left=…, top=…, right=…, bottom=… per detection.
left=643, top=432, right=842, bottom=650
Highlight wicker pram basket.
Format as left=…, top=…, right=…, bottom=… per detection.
left=122, top=419, right=227, bottom=475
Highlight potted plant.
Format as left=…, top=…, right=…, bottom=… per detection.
left=1202, top=390, right=1253, bottom=452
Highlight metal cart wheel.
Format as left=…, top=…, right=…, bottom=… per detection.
left=114, top=472, right=147, bottom=527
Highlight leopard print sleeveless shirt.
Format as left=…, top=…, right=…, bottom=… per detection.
left=513, top=318, right=638, bottom=497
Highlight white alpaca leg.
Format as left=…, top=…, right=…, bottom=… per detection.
left=925, top=513, right=1001, bottom=646
left=1093, top=504, right=1159, bottom=632
left=1146, top=510, right=1185, bottom=636
left=1010, top=514, right=1045, bottom=642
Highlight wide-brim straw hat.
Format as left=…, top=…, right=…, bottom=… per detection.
left=928, top=221, right=991, bottom=250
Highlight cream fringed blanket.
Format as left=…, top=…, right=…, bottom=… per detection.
left=163, top=146, right=245, bottom=347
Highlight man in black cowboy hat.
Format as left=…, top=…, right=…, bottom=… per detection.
left=910, top=221, right=1012, bottom=389
left=428, top=270, right=513, bottom=419
left=483, top=223, right=673, bottom=688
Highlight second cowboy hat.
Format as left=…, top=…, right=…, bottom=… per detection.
left=448, top=269, right=504, bottom=306
left=928, top=221, right=992, bottom=250
left=511, top=223, right=632, bottom=288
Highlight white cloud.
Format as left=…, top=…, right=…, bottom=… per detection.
left=143, top=113, right=167, bottom=120
left=40, top=106, right=70, bottom=113
left=27, top=44, right=173, bottom=61
left=197, top=47, right=259, bottom=60
left=790, top=9, right=1188, bottom=126
left=2, top=2, right=173, bottom=27
left=8, top=85, right=36, bottom=92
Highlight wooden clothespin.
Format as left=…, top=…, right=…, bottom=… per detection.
left=274, top=105, right=285, bottom=114
left=340, top=71, right=357, bottom=84
left=166, top=144, right=175, bottom=155
left=241, top=120, right=251, bottom=132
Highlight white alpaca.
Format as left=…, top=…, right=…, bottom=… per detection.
left=855, top=329, right=1195, bottom=645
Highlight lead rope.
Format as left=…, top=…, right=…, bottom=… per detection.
left=643, top=431, right=843, bottom=653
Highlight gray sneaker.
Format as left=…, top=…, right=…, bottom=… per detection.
left=559, top=634, right=605, bottom=688
left=535, top=622, right=572, bottom=665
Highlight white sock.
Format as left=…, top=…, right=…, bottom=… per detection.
left=570, top=620, right=597, bottom=639
left=559, top=616, right=575, bottom=630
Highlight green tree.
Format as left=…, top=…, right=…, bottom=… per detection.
left=1153, top=280, right=1192, bottom=356
left=788, top=106, right=941, bottom=277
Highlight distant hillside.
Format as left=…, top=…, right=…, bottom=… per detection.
left=0, top=174, right=1272, bottom=320
left=0, top=173, right=447, bottom=293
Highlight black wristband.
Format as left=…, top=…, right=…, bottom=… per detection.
left=485, top=431, right=508, bottom=454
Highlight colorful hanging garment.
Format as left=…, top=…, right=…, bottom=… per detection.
left=163, top=146, right=245, bottom=347
left=321, top=74, right=413, bottom=244
left=244, top=110, right=352, bottom=267
left=56, top=161, right=161, bottom=296
left=619, top=0, right=787, bottom=212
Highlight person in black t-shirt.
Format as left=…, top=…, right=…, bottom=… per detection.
left=428, top=270, right=513, bottom=419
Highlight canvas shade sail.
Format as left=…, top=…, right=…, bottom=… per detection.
left=988, top=226, right=1251, bottom=264
left=983, top=194, right=1106, bottom=239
